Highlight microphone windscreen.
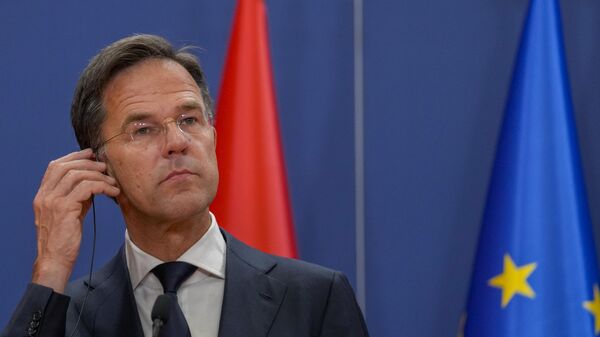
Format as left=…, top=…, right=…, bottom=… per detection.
left=151, top=294, right=172, bottom=323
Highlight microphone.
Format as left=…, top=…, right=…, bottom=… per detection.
left=151, top=294, right=172, bottom=337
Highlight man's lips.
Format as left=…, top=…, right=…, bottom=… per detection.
left=160, top=169, right=195, bottom=184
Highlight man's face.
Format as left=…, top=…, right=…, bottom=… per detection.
left=100, top=58, right=218, bottom=224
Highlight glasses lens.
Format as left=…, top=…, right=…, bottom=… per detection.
left=177, top=114, right=204, bottom=135
left=120, top=114, right=206, bottom=148
left=127, top=122, right=162, bottom=146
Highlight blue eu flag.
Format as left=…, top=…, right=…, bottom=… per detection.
left=463, top=0, right=600, bottom=336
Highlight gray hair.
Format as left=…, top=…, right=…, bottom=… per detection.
left=71, top=34, right=214, bottom=153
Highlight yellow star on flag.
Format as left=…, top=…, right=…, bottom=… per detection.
left=488, top=253, right=537, bottom=308
left=583, top=284, right=600, bottom=335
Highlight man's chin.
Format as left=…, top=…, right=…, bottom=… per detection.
left=118, top=187, right=214, bottom=224
left=152, top=194, right=211, bottom=219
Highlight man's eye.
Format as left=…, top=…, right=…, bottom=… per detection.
left=132, top=126, right=158, bottom=137
left=135, top=127, right=151, bottom=135
left=180, top=116, right=198, bottom=126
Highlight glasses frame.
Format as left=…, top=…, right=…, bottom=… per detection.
left=99, top=114, right=204, bottom=150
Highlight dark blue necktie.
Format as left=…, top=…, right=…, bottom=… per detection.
left=152, top=262, right=197, bottom=337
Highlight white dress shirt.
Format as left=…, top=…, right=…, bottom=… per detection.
left=125, top=212, right=226, bottom=337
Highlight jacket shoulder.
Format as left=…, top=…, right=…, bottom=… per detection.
left=65, top=247, right=125, bottom=300
left=222, top=228, right=343, bottom=291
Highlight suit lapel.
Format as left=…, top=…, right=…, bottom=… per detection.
left=82, top=247, right=145, bottom=337
left=73, top=232, right=286, bottom=337
left=218, top=230, right=287, bottom=337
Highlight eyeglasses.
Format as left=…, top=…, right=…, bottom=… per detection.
left=101, top=114, right=206, bottom=149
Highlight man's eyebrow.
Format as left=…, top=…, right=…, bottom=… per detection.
left=121, top=112, right=152, bottom=128
left=179, top=100, right=203, bottom=112
left=119, top=101, right=204, bottom=128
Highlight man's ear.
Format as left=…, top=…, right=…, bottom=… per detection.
left=104, top=158, right=117, bottom=180
left=97, top=151, right=121, bottom=204
left=95, top=150, right=116, bottom=179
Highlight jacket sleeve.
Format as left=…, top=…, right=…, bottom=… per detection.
left=319, top=272, right=370, bottom=337
left=1, top=283, right=70, bottom=337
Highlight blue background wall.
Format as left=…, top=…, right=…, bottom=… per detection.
left=2, top=1, right=600, bottom=336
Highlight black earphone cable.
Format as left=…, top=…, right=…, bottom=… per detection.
left=68, top=196, right=97, bottom=337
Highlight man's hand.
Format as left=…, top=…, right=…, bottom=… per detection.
left=31, top=149, right=120, bottom=293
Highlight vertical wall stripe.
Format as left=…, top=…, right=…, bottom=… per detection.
left=353, top=0, right=366, bottom=314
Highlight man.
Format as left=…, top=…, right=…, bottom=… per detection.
left=1, top=35, right=369, bottom=337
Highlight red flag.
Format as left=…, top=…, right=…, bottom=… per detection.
left=212, top=0, right=298, bottom=258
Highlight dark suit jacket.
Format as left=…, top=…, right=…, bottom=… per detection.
left=2, top=229, right=369, bottom=337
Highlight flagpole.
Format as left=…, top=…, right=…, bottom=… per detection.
left=353, top=0, right=366, bottom=314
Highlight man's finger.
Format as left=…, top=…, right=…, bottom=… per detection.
left=51, top=170, right=117, bottom=197
left=48, top=149, right=94, bottom=167
left=69, top=180, right=120, bottom=203
left=40, top=158, right=107, bottom=192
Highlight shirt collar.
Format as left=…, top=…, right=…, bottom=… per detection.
left=125, top=212, right=226, bottom=290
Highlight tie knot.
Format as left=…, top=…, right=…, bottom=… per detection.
left=152, top=262, right=197, bottom=294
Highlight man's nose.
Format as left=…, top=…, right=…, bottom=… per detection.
left=162, top=122, right=189, bottom=156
